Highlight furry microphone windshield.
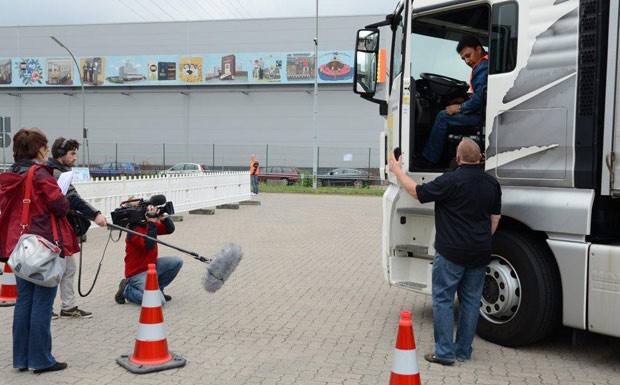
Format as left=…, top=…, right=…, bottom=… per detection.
left=202, top=244, right=243, bottom=293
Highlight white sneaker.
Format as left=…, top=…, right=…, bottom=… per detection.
left=251, top=192, right=257, bottom=196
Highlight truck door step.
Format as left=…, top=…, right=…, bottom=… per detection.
left=394, top=281, right=428, bottom=290
left=396, top=207, right=435, bottom=216
left=395, top=244, right=433, bottom=259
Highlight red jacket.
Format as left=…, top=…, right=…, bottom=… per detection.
left=1, top=161, right=79, bottom=258
left=124, top=218, right=174, bottom=278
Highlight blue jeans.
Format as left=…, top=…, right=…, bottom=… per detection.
left=13, top=277, right=58, bottom=370
left=251, top=175, right=259, bottom=194
left=124, top=256, right=183, bottom=305
left=422, top=111, right=481, bottom=164
left=431, top=253, right=486, bottom=362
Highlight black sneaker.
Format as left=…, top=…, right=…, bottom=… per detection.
left=115, top=279, right=127, bottom=304
left=60, top=306, right=92, bottom=319
left=33, top=362, right=67, bottom=374
left=163, top=293, right=172, bottom=302
left=51, top=312, right=59, bottom=320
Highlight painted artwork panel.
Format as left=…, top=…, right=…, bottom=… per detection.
left=285, top=53, right=315, bottom=82
left=204, top=53, right=248, bottom=84
left=15, top=58, right=45, bottom=86
left=179, top=56, right=203, bottom=83
left=105, top=56, right=146, bottom=85
left=46, top=58, right=74, bottom=86
left=0, top=59, right=12, bottom=85
left=248, top=53, right=283, bottom=84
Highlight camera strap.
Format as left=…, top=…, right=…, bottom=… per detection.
left=73, top=211, right=109, bottom=297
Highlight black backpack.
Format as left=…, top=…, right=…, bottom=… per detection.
left=67, top=210, right=91, bottom=237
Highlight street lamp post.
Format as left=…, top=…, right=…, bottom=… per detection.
left=50, top=36, right=89, bottom=168
left=312, top=0, right=319, bottom=190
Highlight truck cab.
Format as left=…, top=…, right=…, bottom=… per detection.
left=354, top=0, right=620, bottom=347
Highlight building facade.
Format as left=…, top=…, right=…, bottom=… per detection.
left=0, top=15, right=388, bottom=170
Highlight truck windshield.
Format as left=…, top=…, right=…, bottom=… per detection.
left=410, top=33, right=482, bottom=82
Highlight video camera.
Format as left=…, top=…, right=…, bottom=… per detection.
left=111, top=194, right=174, bottom=227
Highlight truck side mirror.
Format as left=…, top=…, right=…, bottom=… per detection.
left=354, top=28, right=380, bottom=95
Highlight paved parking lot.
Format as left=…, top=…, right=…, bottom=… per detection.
left=1, top=193, right=619, bottom=384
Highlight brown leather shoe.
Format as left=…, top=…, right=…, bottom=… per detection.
left=424, top=352, right=454, bottom=365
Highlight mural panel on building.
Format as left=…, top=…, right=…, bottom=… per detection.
left=0, top=50, right=358, bottom=87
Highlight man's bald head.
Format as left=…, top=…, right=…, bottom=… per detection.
left=456, top=138, right=482, bottom=164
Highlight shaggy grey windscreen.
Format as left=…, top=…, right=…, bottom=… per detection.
left=202, top=244, right=243, bottom=292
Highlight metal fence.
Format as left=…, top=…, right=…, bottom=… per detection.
left=88, top=142, right=380, bottom=175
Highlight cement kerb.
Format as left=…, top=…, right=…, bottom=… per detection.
left=188, top=208, right=216, bottom=215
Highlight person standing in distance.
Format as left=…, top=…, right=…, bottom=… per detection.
left=250, top=155, right=260, bottom=196
left=388, top=138, right=501, bottom=365
left=46, top=137, right=107, bottom=319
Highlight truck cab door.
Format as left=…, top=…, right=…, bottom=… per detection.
left=386, top=5, right=412, bottom=184
left=606, top=1, right=620, bottom=195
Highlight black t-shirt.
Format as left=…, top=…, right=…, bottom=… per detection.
left=416, top=164, right=502, bottom=267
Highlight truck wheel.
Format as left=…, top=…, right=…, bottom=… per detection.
left=281, top=178, right=289, bottom=186
left=353, top=179, right=364, bottom=188
left=476, top=230, right=561, bottom=347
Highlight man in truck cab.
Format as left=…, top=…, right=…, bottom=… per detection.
left=420, top=35, right=488, bottom=168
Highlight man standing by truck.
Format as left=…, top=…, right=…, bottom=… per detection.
left=388, top=138, right=501, bottom=365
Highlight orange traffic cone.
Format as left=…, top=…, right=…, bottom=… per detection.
left=116, top=263, right=186, bottom=374
left=389, top=311, right=421, bottom=385
left=0, top=263, right=18, bottom=307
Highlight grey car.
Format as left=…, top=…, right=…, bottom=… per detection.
left=317, top=168, right=373, bottom=188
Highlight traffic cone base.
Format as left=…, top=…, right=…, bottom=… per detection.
left=0, top=264, right=18, bottom=307
left=116, top=352, right=186, bottom=374
left=116, top=264, right=186, bottom=374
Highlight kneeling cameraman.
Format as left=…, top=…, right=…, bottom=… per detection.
left=115, top=199, right=183, bottom=305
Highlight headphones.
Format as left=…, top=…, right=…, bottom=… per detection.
left=57, top=139, right=69, bottom=157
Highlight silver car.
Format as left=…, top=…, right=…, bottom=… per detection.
left=159, top=163, right=209, bottom=176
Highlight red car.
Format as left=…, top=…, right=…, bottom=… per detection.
left=258, top=166, right=300, bottom=185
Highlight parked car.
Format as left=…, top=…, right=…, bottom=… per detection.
left=258, top=166, right=301, bottom=185
left=317, top=168, right=374, bottom=188
left=159, top=163, right=209, bottom=176
left=89, top=161, right=141, bottom=178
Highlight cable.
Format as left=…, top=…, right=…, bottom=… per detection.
left=77, top=230, right=112, bottom=297
left=117, top=0, right=149, bottom=22
left=134, top=0, right=165, bottom=21
left=149, top=0, right=177, bottom=21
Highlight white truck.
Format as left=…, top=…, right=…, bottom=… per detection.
left=353, top=0, right=620, bottom=346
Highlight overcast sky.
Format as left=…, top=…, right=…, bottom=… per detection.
left=0, top=0, right=396, bottom=26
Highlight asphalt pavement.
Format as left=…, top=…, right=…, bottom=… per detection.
left=0, top=193, right=619, bottom=384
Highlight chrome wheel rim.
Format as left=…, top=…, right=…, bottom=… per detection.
left=480, top=255, right=521, bottom=324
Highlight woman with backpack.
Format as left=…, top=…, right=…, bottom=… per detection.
left=6, top=128, right=78, bottom=373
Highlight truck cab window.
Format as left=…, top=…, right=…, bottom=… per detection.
left=408, top=4, right=490, bottom=170
left=490, top=2, right=518, bottom=74
left=390, top=11, right=405, bottom=92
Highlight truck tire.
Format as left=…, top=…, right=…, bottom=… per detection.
left=476, top=230, right=561, bottom=347
left=280, top=178, right=289, bottom=186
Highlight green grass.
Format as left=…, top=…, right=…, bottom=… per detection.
left=258, top=183, right=386, bottom=196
